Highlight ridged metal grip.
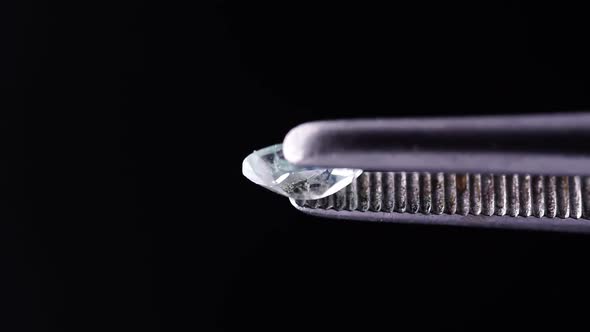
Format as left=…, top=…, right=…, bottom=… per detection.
left=295, top=172, right=590, bottom=220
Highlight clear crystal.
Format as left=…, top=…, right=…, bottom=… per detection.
left=242, top=144, right=362, bottom=200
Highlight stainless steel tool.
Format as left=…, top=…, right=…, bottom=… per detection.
left=283, top=112, right=590, bottom=233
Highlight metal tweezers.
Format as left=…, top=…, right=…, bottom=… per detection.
left=282, top=112, right=590, bottom=233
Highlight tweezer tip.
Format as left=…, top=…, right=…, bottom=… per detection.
left=283, top=121, right=325, bottom=165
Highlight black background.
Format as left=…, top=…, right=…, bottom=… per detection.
left=7, top=1, right=590, bottom=331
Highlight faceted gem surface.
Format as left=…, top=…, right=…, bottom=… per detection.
left=242, top=144, right=362, bottom=200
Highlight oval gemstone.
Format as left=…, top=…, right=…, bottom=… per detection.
left=242, top=144, right=362, bottom=200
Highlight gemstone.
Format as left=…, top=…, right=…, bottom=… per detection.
left=242, top=144, right=363, bottom=200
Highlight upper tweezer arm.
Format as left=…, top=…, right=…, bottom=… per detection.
left=283, top=112, right=590, bottom=176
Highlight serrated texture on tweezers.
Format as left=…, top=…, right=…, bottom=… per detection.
left=291, top=171, right=590, bottom=233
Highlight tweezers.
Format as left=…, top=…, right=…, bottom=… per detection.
left=282, top=112, right=590, bottom=233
